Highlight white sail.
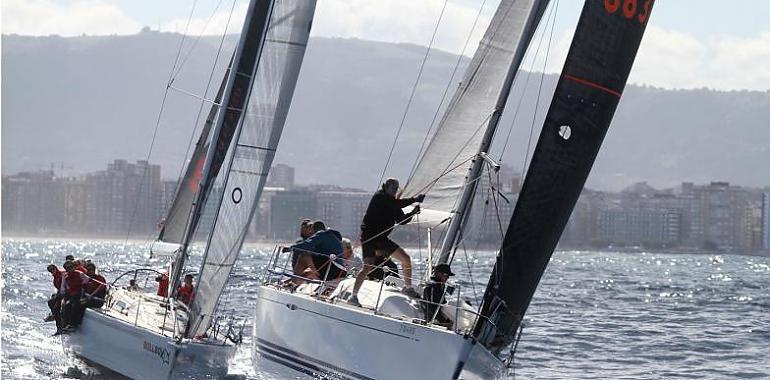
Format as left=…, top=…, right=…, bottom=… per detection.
left=402, top=0, right=547, bottom=220
left=189, top=0, right=316, bottom=336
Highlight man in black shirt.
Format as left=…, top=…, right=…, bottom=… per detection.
left=348, top=178, right=424, bottom=306
left=422, top=264, right=454, bottom=327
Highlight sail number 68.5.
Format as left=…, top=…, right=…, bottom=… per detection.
left=604, top=0, right=652, bottom=24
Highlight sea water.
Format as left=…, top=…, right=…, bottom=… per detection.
left=2, top=238, right=768, bottom=379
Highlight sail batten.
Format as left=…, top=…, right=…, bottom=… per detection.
left=402, top=0, right=549, bottom=262
left=188, top=0, right=317, bottom=337
left=474, top=0, right=656, bottom=354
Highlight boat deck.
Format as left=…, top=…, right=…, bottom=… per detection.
left=97, top=288, right=183, bottom=337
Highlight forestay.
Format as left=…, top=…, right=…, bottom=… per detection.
left=402, top=0, right=547, bottom=220
left=159, top=64, right=230, bottom=246
left=188, top=0, right=316, bottom=337
left=474, top=0, right=656, bottom=354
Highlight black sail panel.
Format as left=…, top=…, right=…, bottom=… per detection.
left=159, top=61, right=231, bottom=245
left=169, top=0, right=274, bottom=293
left=474, top=0, right=655, bottom=353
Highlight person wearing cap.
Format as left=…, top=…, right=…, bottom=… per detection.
left=422, top=264, right=455, bottom=328
left=349, top=178, right=425, bottom=307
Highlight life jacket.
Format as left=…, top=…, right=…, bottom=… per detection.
left=156, top=273, right=169, bottom=298
left=177, top=284, right=194, bottom=305
left=63, top=271, right=89, bottom=297
left=52, top=267, right=65, bottom=290
left=85, top=274, right=107, bottom=298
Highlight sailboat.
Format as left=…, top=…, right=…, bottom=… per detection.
left=63, top=1, right=317, bottom=378
left=252, top=0, right=655, bottom=379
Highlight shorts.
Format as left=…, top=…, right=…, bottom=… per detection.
left=361, top=235, right=400, bottom=259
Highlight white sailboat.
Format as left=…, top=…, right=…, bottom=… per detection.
left=63, top=1, right=317, bottom=378
left=251, top=0, right=656, bottom=379
left=252, top=1, right=548, bottom=379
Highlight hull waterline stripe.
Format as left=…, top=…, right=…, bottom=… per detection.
left=261, top=295, right=420, bottom=341
left=564, top=74, right=621, bottom=97
left=256, top=339, right=374, bottom=380
left=257, top=350, right=337, bottom=379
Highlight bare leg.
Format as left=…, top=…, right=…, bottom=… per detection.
left=352, top=257, right=378, bottom=294
left=389, top=248, right=413, bottom=287
left=293, top=254, right=320, bottom=284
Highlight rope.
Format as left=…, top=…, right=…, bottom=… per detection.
left=498, top=0, right=559, bottom=161
left=405, top=0, right=490, bottom=187
left=172, top=0, right=235, bottom=184
left=520, top=0, right=559, bottom=174
left=120, top=0, right=201, bottom=250
left=377, top=0, right=449, bottom=188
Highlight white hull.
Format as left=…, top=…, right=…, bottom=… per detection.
left=64, top=290, right=237, bottom=379
left=252, top=281, right=505, bottom=380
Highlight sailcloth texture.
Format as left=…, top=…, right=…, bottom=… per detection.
left=403, top=0, right=546, bottom=217
left=189, top=0, right=316, bottom=336
left=475, top=0, right=655, bottom=353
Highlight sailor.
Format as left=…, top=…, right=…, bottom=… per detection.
left=421, top=264, right=455, bottom=328
left=289, top=218, right=315, bottom=268
left=83, top=262, right=107, bottom=309
left=341, top=238, right=363, bottom=276
left=155, top=272, right=170, bottom=298
left=176, top=274, right=195, bottom=306
left=291, top=220, right=345, bottom=282
left=60, top=260, right=90, bottom=331
left=45, top=264, right=66, bottom=330
left=349, top=178, right=424, bottom=307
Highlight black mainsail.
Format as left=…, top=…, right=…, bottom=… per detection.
left=473, top=0, right=656, bottom=354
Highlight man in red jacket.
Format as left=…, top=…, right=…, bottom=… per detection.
left=45, top=264, right=66, bottom=330
left=176, top=274, right=195, bottom=306
left=60, top=260, right=90, bottom=331
left=83, top=262, right=107, bottom=309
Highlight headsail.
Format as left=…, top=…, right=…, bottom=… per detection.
left=188, top=0, right=316, bottom=337
left=473, top=0, right=655, bottom=354
left=401, top=0, right=549, bottom=260
left=159, top=61, right=232, bottom=246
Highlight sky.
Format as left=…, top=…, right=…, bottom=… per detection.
left=2, top=0, right=770, bottom=91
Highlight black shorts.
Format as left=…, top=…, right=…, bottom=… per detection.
left=361, top=236, right=400, bottom=259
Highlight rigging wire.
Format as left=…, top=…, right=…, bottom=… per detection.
left=405, top=0, right=490, bottom=187
left=377, top=0, right=449, bottom=188
left=121, top=0, right=201, bottom=249
left=520, top=0, right=559, bottom=175
left=173, top=0, right=238, bottom=186
left=497, top=0, right=559, bottom=161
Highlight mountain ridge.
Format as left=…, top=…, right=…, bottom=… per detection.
left=3, top=32, right=769, bottom=191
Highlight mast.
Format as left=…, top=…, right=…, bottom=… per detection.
left=436, top=0, right=549, bottom=264
left=187, top=0, right=317, bottom=337
left=159, top=58, right=232, bottom=246
left=473, top=0, right=656, bottom=354
left=170, top=0, right=275, bottom=294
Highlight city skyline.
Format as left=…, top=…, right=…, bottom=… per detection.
left=3, top=160, right=769, bottom=255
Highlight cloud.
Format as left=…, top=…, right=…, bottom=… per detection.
left=158, top=3, right=248, bottom=37
left=312, top=0, right=492, bottom=54
left=3, top=0, right=768, bottom=91
left=2, top=0, right=141, bottom=36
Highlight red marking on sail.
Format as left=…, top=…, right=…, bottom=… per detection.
left=564, top=74, right=621, bottom=98
left=189, top=157, right=205, bottom=192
